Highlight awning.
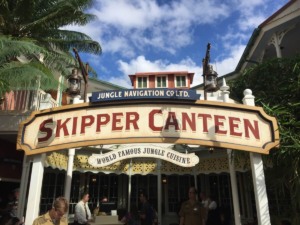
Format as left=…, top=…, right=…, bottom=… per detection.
left=44, top=149, right=255, bottom=175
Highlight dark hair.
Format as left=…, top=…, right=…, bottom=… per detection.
left=189, top=187, right=198, bottom=194
left=81, top=192, right=89, bottom=199
left=281, top=220, right=291, bottom=225
left=139, top=192, right=148, bottom=199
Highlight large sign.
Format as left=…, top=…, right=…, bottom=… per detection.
left=17, top=100, right=279, bottom=155
left=88, top=145, right=199, bottom=167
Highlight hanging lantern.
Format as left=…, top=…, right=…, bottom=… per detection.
left=67, top=69, right=82, bottom=96
left=204, top=65, right=219, bottom=92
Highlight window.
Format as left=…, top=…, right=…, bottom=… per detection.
left=176, top=76, right=186, bottom=87
left=167, top=175, right=194, bottom=213
left=156, top=76, right=167, bottom=88
left=40, top=169, right=66, bottom=214
left=131, top=175, right=157, bottom=209
left=137, top=77, right=148, bottom=88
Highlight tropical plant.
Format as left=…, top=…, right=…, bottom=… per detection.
left=229, top=55, right=300, bottom=224
left=0, top=0, right=101, bottom=93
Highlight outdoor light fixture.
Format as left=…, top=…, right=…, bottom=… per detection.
left=204, top=65, right=219, bottom=92
left=73, top=48, right=89, bottom=102
left=67, top=68, right=82, bottom=96
left=208, top=147, right=214, bottom=154
left=202, top=43, right=219, bottom=99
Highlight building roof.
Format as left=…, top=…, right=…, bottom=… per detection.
left=221, top=0, right=300, bottom=81
left=88, top=76, right=126, bottom=92
left=128, top=71, right=195, bottom=86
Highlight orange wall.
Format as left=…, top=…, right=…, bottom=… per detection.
left=168, top=74, right=175, bottom=88
left=149, top=76, right=155, bottom=88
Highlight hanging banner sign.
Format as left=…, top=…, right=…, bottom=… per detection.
left=90, top=89, right=201, bottom=102
left=17, top=100, right=279, bottom=155
left=88, top=145, right=199, bottom=167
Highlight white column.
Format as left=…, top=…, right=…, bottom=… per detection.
left=157, top=159, right=162, bottom=225
left=25, top=154, right=46, bottom=225
left=64, top=148, right=75, bottom=201
left=127, top=159, right=132, bottom=211
left=17, top=155, right=31, bottom=220
left=220, top=78, right=241, bottom=225
left=269, top=28, right=293, bottom=59
left=193, top=167, right=198, bottom=198
left=64, top=95, right=81, bottom=203
left=56, top=75, right=64, bottom=106
left=227, top=149, right=241, bottom=225
left=243, top=89, right=271, bottom=225
left=270, top=34, right=282, bottom=58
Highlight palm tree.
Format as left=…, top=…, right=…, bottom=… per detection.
left=0, top=0, right=101, bottom=93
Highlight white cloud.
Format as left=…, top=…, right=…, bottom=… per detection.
left=108, top=76, right=132, bottom=89
left=215, top=44, right=245, bottom=76
left=62, top=0, right=288, bottom=89
left=89, top=0, right=230, bottom=54
left=111, top=42, right=245, bottom=88
left=111, top=55, right=202, bottom=87
left=102, top=36, right=135, bottom=57
left=92, top=0, right=161, bottom=29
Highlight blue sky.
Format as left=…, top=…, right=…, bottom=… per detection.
left=66, top=0, right=289, bottom=88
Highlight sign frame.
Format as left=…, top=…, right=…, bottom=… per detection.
left=17, top=99, right=279, bottom=155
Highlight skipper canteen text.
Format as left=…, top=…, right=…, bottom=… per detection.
left=37, top=109, right=260, bottom=143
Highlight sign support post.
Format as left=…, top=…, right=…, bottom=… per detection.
left=221, top=78, right=241, bottom=225
left=243, top=89, right=271, bottom=225
left=64, top=95, right=82, bottom=202
left=24, top=154, right=45, bottom=225
left=157, top=159, right=162, bottom=225
left=17, top=155, right=31, bottom=221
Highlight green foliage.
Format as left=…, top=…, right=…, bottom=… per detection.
left=0, top=0, right=101, bottom=54
left=0, top=0, right=101, bottom=94
left=229, top=55, right=300, bottom=224
left=0, top=78, right=9, bottom=97
left=0, top=35, right=75, bottom=90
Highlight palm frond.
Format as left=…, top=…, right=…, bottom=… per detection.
left=0, top=61, right=59, bottom=90
left=22, top=1, right=96, bottom=32
left=0, top=36, right=47, bottom=63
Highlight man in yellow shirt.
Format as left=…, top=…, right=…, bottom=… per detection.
left=32, top=197, right=68, bottom=225
left=179, top=187, right=203, bottom=225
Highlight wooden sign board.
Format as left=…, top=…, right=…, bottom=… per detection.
left=17, top=100, right=279, bottom=155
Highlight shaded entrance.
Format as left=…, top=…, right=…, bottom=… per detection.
left=16, top=87, right=279, bottom=225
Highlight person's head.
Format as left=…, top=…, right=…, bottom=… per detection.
left=281, top=220, right=291, bottom=225
left=50, top=197, right=68, bottom=221
left=188, top=187, right=197, bottom=200
left=13, top=188, right=20, bottom=200
left=81, top=192, right=90, bottom=203
left=139, top=192, right=148, bottom=203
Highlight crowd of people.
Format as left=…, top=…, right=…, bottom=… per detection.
left=0, top=186, right=293, bottom=225
left=29, top=191, right=157, bottom=225
left=178, top=187, right=293, bottom=225
left=178, top=187, right=229, bottom=225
